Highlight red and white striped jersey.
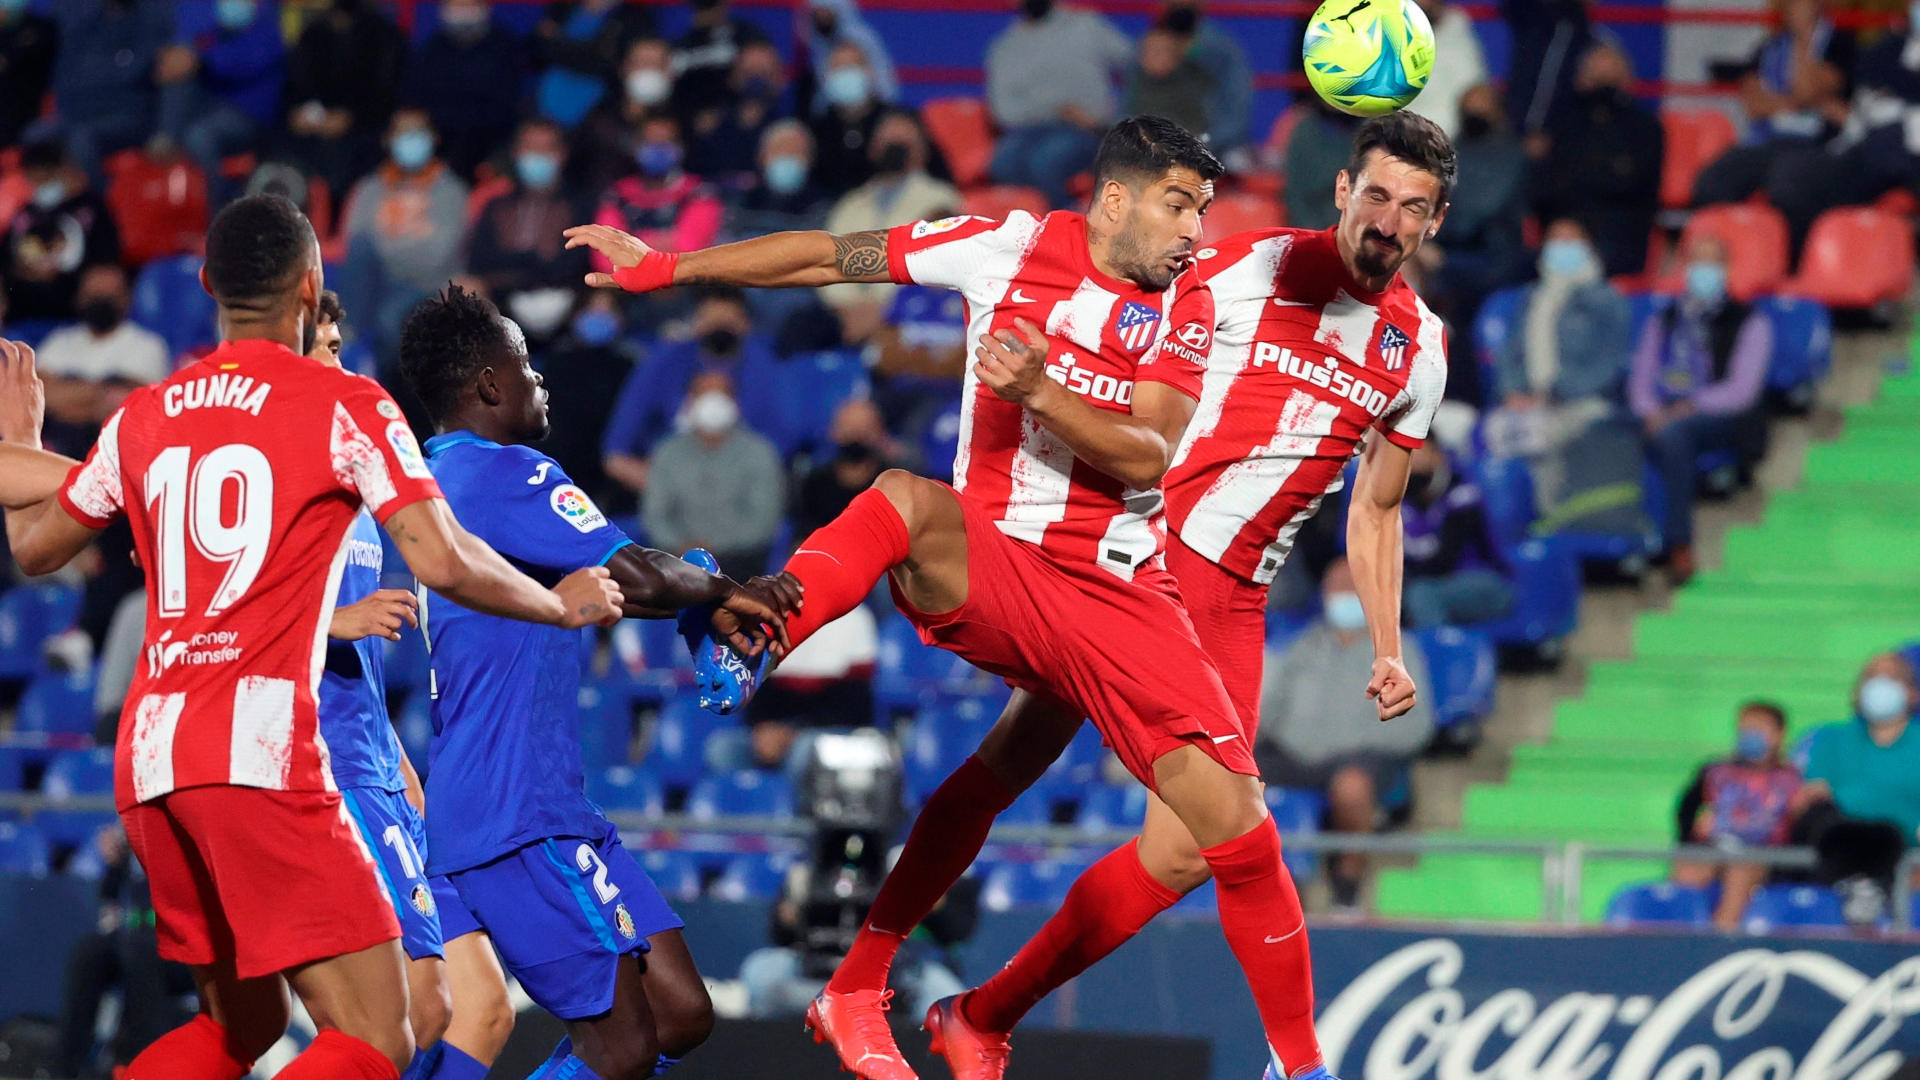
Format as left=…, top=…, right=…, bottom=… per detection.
left=56, top=339, right=443, bottom=810
left=1164, top=228, right=1447, bottom=585
left=886, top=210, right=1214, bottom=580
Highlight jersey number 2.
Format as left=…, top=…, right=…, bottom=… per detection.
left=575, top=843, right=621, bottom=904
left=145, top=444, right=275, bottom=618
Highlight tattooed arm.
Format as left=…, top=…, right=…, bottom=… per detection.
left=564, top=224, right=893, bottom=289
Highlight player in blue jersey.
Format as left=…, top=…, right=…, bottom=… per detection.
left=395, top=285, right=801, bottom=1080
left=309, top=293, right=519, bottom=1080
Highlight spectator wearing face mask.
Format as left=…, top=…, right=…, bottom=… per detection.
left=537, top=293, right=641, bottom=510
left=338, top=108, right=471, bottom=363
left=986, top=0, right=1132, bottom=208
left=592, top=112, right=725, bottom=267
left=688, top=41, right=792, bottom=189
left=734, top=120, right=830, bottom=235
left=1629, top=233, right=1771, bottom=585
left=34, top=264, right=170, bottom=453
left=673, top=0, right=771, bottom=121
left=1400, top=441, right=1514, bottom=627
left=4, top=140, right=120, bottom=325
left=1406, top=0, right=1489, bottom=140
left=1258, top=557, right=1435, bottom=911
left=283, top=0, right=407, bottom=202
left=1531, top=43, right=1664, bottom=278
left=529, top=0, right=657, bottom=129
left=468, top=118, right=593, bottom=346
left=0, top=0, right=56, bottom=152
left=399, top=0, right=528, bottom=179
left=1671, top=702, right=1802, bottom=930
left=602, top=287, right=785, bottom=495
left=821, top=110, right=962, bottom=342
left=641, top=372, right=786, bottom=577
left=807, top=41, right=889, bottom=198
left=798, top=0, right=898, bottom=117
left=155, top=0, right=285, bottom=203
left=579, top=37, right=677, bottom=190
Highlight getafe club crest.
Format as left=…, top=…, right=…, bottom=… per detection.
left=615, top=902, right=637, bottom=940
left=409, top=883, right=435, bottom=917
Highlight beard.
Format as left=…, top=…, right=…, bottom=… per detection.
left=1354, top=229, right=1403, bottom=279
left=1111, top=220, right=1180, bottom=292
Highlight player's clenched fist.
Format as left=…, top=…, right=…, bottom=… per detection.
left=713, top=571, right=806, bottom=657
left=974, top=317, right=1051, bottom=406
left=329, top=589, right=419, bottom=643
left=554, top=566, right=626, bottom=628
left=1366, top=655, right=1418, bottom=721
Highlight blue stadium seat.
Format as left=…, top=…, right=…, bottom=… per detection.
left=1264, top=609, right=1313, bottom=652
left=42, top=747, right=113, bottom=801
left=1471, top=457, right=1537, bottom=551
left=981, top=857, right=1097, bottom=912
left=996, top=784, right=1058, bottom=827
left=15, top=669, right=98, bottom=737
left=711, top=854, right=794, bottom=902
left=687, top=770, right=796, bottom=820
left=1756, top=295, right=1832, bottom=406
left=1471, top=286, right=1527, bottom=397
left=635, top=849, right=705, bottom=903
left=0, top=821, right=50, bottom=876
left=1476, top=537, right=1581, bottom=650
left=0, top=742, right=42, bottom=793
left=646, top=697, right=727, bottom=792
left=774, top=350, right=872, bottom=457
left=877, top=616, right=997, bottom=710
left=132, top=254, right=219, bottom=360
left=1408, top=626, right=1496, bottom=728
left=1604, top=882, right=1714, bottom=927
left=1266, top=787, right=1323, bottom=879
left=1076, top=784, right=1147, bottom=833
left=576, top=678, right=633, bottom=776
left=1624, top=291, right=1667, bottom=343
left=1039, top=724, right=1107, bottom=794
left=0, top=584, right=83, bottom=681
left=588, top=764, right=665, bottom=815
left=1742, top=884, right=1846, bottom=933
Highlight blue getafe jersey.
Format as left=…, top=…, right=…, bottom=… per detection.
left=318, top=509, right=405, bottom=793
left=418, top=433, right=633, bottom=875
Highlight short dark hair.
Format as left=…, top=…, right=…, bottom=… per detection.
left=1347, top=111, right=1458, bottom=205
left=1091, top=115, right=1225, bottom=192
left=398, top=284, right=514, bottom=421
left=204, top=194, right=317, bottom=307
left=20, top=139, right=66, bottom=172
left=317, top=289, right=345, bottom=326
left=1739, top=701, right=1788, bottom=731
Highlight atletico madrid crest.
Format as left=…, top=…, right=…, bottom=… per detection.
left=1115, top=301, right=1162, bottom=352
left=1379, top=323, right=1410, bottom=371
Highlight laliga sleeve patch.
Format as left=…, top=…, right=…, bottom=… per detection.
left=549, top=484, right=609, bottom=533
left=911, top=215, right=977, bottom=239
left=376, top=399, right=403, bottom=420
left=385, top=421, right=434, bottom=480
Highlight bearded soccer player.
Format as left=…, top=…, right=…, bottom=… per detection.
left=829, top=112, right=1456, bottom=1080
left=567, top=115, right=1336, bottom=1080
left=3, top=195, right=626, bottom=1080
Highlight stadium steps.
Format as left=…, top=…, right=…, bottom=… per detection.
left=1380, top=335, right=1919, bottom=925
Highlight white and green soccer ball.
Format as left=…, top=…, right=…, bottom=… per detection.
left=1302, top=0, right=1436, bottom=117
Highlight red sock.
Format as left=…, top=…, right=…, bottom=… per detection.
left=125, top=1014, right=254, bottom=1080
left=274, top=1030, right=401, bottom=1080
left=1202, top=818, right=1323, bottom=1079
left=780, top=487, right=911, bottom=650
left=827, top=756, right=1014, bottom=995
left=966, top=840, right=1180, bottom=1033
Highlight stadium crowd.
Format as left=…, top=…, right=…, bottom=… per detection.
left=1, top=0, right=1919, bottom=1069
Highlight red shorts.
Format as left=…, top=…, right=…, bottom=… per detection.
left=120, top=785, right=401, bottom=980
left=1163, top=532, right=1269, bottom=738
left=891, top=492, right=1257, bottom=788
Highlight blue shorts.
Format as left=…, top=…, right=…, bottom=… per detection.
left=447, top=817, right=682, bottom=1020
left=340, top=787, right=444, bottom=961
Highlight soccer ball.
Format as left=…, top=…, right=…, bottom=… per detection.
left=1301, top=0, right=1436, bottom=117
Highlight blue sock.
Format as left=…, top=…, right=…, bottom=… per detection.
left=525, top=1037, right=606, bottom=1080
left=399, top=1042, right=442, bottom=1080
left=430, top=1043, right=492, bottom=1080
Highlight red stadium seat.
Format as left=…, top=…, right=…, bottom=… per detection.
left=961, top=184, right=1048, bottom=222
left=1873, top=188, right=1918, bottom=217
left=922, top=97, right=996, bottom=189
left=104, top=149, right=209, bottom=268
left=1204, top=191, right=1284, bottom=239
left=1782, top=206, right=1916, bottom=309
left=1660, top=108, right=1738, bottom=210
left=1655, top=203, right=1790, bottom=300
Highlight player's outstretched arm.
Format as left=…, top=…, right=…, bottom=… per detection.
left=1348, top=431, right=1418, bottom=721
left=384, top=498, right=625, bottom=630
left=0, top=338, right=77, bottom=508
left=974, top=319, right=1198, bottom=491
left=605, top=546, right=803, bottom=655
left=0, top=445, right=80, bottom=508
left=563, top=223, right=892, bottom=293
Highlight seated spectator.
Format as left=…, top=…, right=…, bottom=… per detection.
left=794, top=399, right=901, bottom=537
left=1629, top=233, right=1771, bottom=584
left=282, top=0, right=406, bottom=202
left=156, top=0, right=285, bottom=202
left=641, top=372, right=786, bottom=576
left=1532, top=42, right=1663, bottom=279
left=1672, top=702, right=1802, bottom=931
left=798, top=0, right=899, bottom=116
left=986, top=0, right=1132, bottom=208
left=1794, top=653, right=1920, bottom=923
left=400, top=0, right=528, bottom=179
left=35, top=264, right=171, bottom=441
left=807, top=41, right=889, bottom=199
left=1156, top=0, right=1253, bottom=157
left=1401, top=441, right=1514, bottom=627
left=537, top=293, right=642, bottom=511
left=602, top=287, right=784, bottom=494
left=822, top=111, right=962, bottom=342
left=0, top=1, right=55, bottom=151
left=731, top=120, right=832, bottom=237
left=1484, top=219, right=1644, bottom=542
left=1284, top=98, right=1361, bottom=231
left=593, top=112, right=725, bottom=263
left=1407, top=0, right=1489, bottom=140
left=672, top=0, right=770, bottom=121
left=1256, top=557, right=1435, bottom=910
left=529, top=0, right=656, bottom=129
left=1126, top=28, right=1212, bottom=139
left=41, top=0, right=173, bottom=178
left=578, top=38, right=676, bottom=191
left=4, top=140, right=121, bottom=324
left=338, top=108, right=471, bottom=363
left=467, top=118, right=593, bottom=342
left=688, top=41, right=791, bottom=189
left=1693, top=0, right=1853, bottom=209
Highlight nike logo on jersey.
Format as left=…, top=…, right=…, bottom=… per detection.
left=1011, top=288, right=1036, bottom=304
left=1273, top=298, right=1316, bottom=307
left=1212, top=733, right=1241, bottom=745
left=527, top=462, right=553, bottom=485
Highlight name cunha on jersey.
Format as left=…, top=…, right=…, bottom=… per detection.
left=162, top=372, right=271, bottom=418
